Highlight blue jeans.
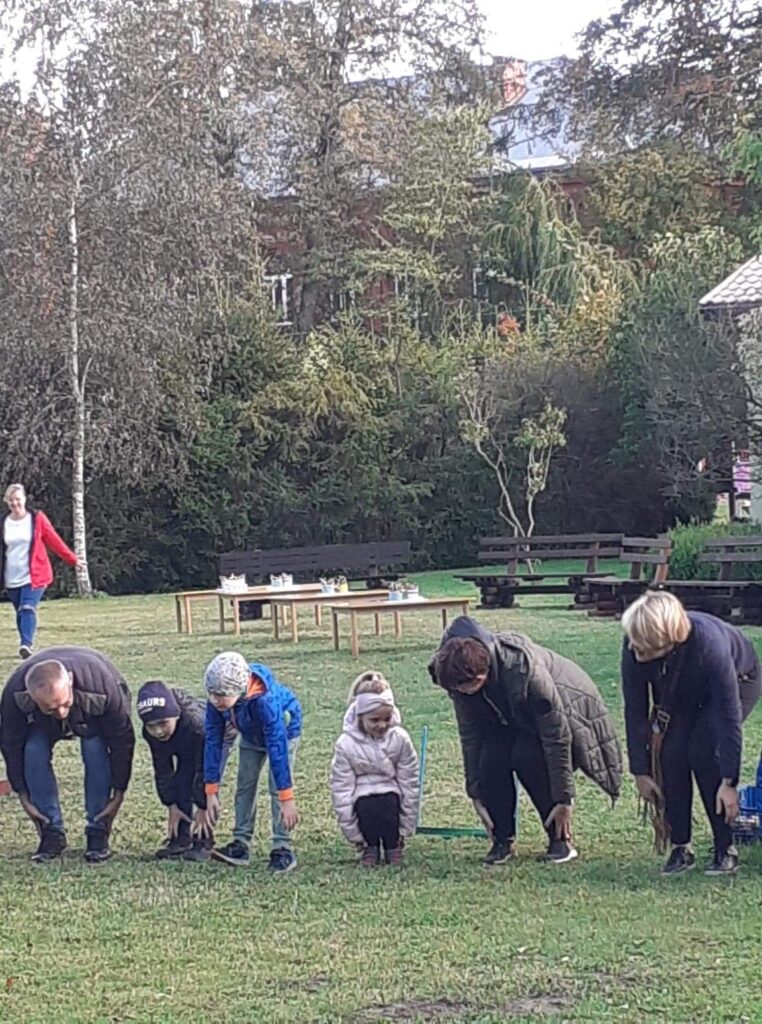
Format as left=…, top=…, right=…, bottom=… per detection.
left=23, top=730, right=112, bottom=834
left=7, top=585, right=45, bottom=647
left=231, top=735, right=300, bottom=852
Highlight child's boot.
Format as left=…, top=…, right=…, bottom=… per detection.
left=360, top=845, right=380, bottom=868
left=386, top=847, right=404, bottom=867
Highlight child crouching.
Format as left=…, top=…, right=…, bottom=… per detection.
left=330, top=682, right=419, bottom=867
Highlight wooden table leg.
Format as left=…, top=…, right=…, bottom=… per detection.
left=460, top=601, right=469, bottom=616
left=218, top=595, right=225, bottom=634
left=184, top=596, right=193, bottom=636
left=175, top=596, right=183, bottom=633
left=315, top=604, right=322, bottom=627
left=290, top=603, right=299, bottom=644
left=374, top=612, right=381, bottom=636
left=350, top=611, right=359, bottom=658
left=272, top=602, right=280, bottom=641
left=394, top=611, right=402, bottom=639
left=332, top=610, right=340, bottom=651
left=441, top=608, right=448, bottom=629
left=233, top=597, right=241, bottom=637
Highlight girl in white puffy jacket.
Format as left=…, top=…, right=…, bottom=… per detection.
left=330, top=685, right=419, bottom=867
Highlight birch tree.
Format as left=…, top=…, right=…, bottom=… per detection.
left=0, top=1, right=262, bottom=593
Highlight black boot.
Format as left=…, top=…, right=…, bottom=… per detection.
left=84, top=828, right=112, bottom=865
left=156, top=823, right=193, bottom=860
left=31, top=826, right=67, bottom=864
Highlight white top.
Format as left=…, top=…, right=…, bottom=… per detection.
left=4, top=514, right=32, bottom=588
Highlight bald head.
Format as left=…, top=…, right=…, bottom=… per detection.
left=26, top=660, right=74, bottom=718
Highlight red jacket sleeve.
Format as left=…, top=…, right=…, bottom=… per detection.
left=38, top=511, right=78, bottom=566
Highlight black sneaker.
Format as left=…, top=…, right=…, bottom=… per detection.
left=661, top=845, right=696, bottom=876
left=31, top=826, right=67, bottom=864
left=182, top=837, right=214, bottom=863
left=155, top=834, right=193, bottom=860
left=211, top=839, right=251, bottom=867
left=540, top=839, right=579, bottom=864
left=705, top=846, right=739, bottom=877
left=268, top=847, right=297, bottom=874
left=84, top=829, right=112, bottom=865
left=482, top=840, right=515, bottom=867
left=19, top=645, right=33, bottom=660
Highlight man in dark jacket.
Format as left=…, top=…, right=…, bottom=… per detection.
left=0, top=646, right=135, bottom=864
left=137, top=680, right=234, bottom=863
left=429, top=616, right=622, bottom=867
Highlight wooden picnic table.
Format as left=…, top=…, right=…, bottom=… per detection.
left=174, top=589, right=222, bottom=635
left=217, top=583, right=324, bottom=637
left=269, top=589, right=390, bottom=643
left=330, top=597, right=471, bottom=658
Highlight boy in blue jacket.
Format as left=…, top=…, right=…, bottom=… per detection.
left=199, top=651, right=301, bottom=873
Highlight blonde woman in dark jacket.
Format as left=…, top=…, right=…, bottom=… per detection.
left=430, top=616, right=622, bottom=867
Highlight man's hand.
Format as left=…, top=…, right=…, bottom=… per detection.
left=205, top=792, right=221, bottom=826
left=280, top=798, right=299, bottom=831
left=167, top=803, right=191, bottom=838
left=19, top=793, right=49, bottom=826
left=192, top=807, right=213, bottom=840
left=94, top=790, right=125, bottom=826
left=544, top=803, right=573, bottom=840
left=716, top=781, right=739, bottom=824
left=634, top=774, right=663, bottom=804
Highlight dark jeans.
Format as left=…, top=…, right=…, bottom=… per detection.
left=6, top=585, right=45, bottom=647
left=355, top=792, right=401, bottom=851
left=478, top=729, right=554, bottom=843
left=661, top=665, right=761, bottom=852
left=24, top=729, right=112, bottom=835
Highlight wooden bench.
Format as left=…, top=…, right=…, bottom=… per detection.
left=330, top=597, right=471, bottom=658
left=581, top=537, right=672, bottom=617
left=455, top=533, right=624, bottom=608
left=269, top=589, right=389, bottom=643
left=219, top=540, right=410, bottom=590
left=654, top=536, right=762, bottom=624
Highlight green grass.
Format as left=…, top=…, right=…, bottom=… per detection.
left=1, top=569, right=762, bottom=1023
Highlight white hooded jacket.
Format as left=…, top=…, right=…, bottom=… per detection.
left=329, top=697, right=419, bottom=844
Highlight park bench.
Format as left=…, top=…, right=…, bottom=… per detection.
left=455, top=533, right=624, bottom=608
left=219, top=540, right=410, bottom=586
left=219, top=540, right=410, bottom=621
left=581, top=536, right=671, bottom=617
left=653, top=535, right=762, bottom=625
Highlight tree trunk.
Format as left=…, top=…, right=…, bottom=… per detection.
left=68, top=179, right=93, bottom=597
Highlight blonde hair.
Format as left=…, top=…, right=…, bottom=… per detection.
left=347, top=670, right=390, bottom=704
left=621, top=591, right=691, bottom=651
left=4, top=483, right=25, bottom=505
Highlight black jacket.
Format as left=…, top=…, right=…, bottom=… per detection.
left=622, top=611, right=761, bottom=785
left=429, top=616, right=622, bottom=806
left=0, top=646, right=135, bottom=793
left=143, top=688, right=207, bottom=809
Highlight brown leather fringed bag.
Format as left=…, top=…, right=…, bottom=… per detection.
left=641, top=647, right=686, bottom=853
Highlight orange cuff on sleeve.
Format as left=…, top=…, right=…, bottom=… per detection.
left=205, top=782, right=220, bottom=796
left=278, top=787, right=294, bottom=802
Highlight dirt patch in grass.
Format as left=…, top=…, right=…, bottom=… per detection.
left=353, top=992, right=575, bottom=1022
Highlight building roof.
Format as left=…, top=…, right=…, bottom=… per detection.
left=699, top=255, right=762, bottom=314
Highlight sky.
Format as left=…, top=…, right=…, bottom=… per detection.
left=4, top=0, right=616, bottom=89
left=478, top=0, right=615, bottom=60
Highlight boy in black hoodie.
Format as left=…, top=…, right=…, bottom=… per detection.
left=137, top=680, right=218, bottom=861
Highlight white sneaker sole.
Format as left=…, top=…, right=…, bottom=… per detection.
left=542, top=847, right=579, bottom=864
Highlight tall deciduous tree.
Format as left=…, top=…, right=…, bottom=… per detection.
left=0, top=0, right=262, bottom=593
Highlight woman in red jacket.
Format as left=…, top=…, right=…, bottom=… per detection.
left=1, top=484, right=81, bottom=659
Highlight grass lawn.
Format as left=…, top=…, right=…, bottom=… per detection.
left=1, top=569, right=762, bottom=1023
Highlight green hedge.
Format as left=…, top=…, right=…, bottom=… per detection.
left=667, top=521, right=762, bottom=581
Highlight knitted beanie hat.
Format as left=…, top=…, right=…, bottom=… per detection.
left=136, top=681, right=181, bottom=724
left=203, top=652, right=250, bottom=696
